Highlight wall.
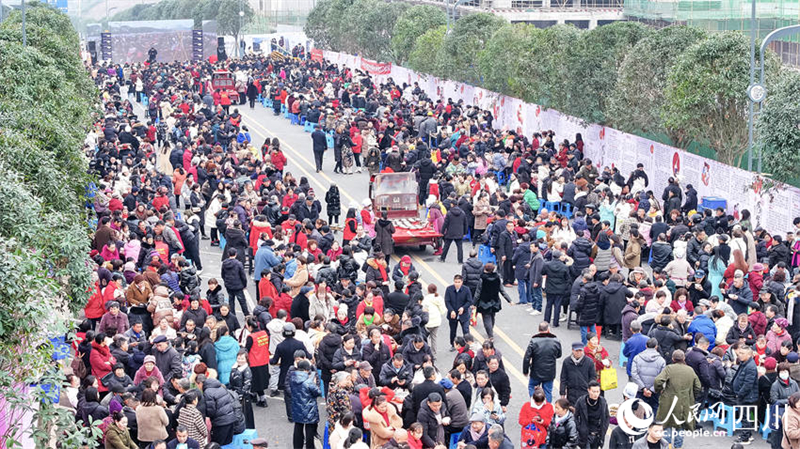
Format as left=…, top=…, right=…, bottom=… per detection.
left=321, top=49, right=800, bottom=236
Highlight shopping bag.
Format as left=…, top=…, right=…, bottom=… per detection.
left=600, top=367, right=618, bottom=391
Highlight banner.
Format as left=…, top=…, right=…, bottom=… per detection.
left=310, top=48, right=323, bottom=61
left=360, top=58, right=392, bottom=75
left=315, top=49, right=800, bottom=236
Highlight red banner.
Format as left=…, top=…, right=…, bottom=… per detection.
left=360, top=58, right=392, bottom=75
left=310, top=48, right=324, bottom=61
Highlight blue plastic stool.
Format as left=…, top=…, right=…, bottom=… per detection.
left=323, top=422, right=331, bottom=449
left=543, top=201, right=559, bottom=213
left=619, top=341, right=628, bottom=367
left=300, top=115, right=307, bottom=125
left=561, top=202, right=573, bottom=218
left=280, top=104, right=287, bottom=113
left=762, top=425, right=772, bottom=441
left=304, top=121, right=316, bottom=132
left=463, top=228, right=471, bottom=241
left=495, top=170, right=507, bottom=186
left=219, top=235, right=227, bottom=250
left=449, top=432, right=462, bottom=449
left=290, top=113, right=300, bottom=125
left=142, top=96, right=149, bottom=106
left=318, top=369, right=325, bottom=397
left=478, top=244, right=496, bottom=265
left=711, top=403, right=736, bottom=436
left=222, top=428, right=258, bottom=449
left=256, top=94, right=262, bottom=102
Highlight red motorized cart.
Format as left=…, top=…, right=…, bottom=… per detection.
left=369, top=172, right=441, bottom=250
left=211, top=70, right=239, bottom=103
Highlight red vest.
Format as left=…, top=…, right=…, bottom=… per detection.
left=154, top=241, right=169, bottom=264
left=248, top=330, right=270, bottom=367
left=343, top=217, right=357, bottom=241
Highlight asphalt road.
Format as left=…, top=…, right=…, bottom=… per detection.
left=139, top=99, right=769, bottom=449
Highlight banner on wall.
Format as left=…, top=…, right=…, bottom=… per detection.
left=360, top=58, right=392, bottom=75
left=310, top=48, right=323, bottom=61
left=316, top=49, right=800, bottom=236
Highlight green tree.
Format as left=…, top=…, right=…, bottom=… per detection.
left=441, top=12, right=506, bottom=85
left=757, top=69, right=800, bottom=182
left=392, top=5, right=446, bottom=65
left=478, top=23, right=538, bottom=98
left=664, top=32, right=778, bottom=166
left=217, top=0, right=254, bottom=55
left=304, top=0, right=336, bottom=49
left=563, top=21, right=651, bottom=124
left=609, top=25, right=706, bottom=147
left=346, top=0, right=408, bottom=61
left=407, top=25, right=447, bottom=77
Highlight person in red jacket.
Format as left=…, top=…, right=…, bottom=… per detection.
left=90, top=333, right=116, bottom=392
left=518, top=388, right=554, bottom=448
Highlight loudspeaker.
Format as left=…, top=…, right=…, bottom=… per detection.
left=100, top=32, right=112, bottom=61
left=192, top=29, right=203, bottom=61
left=88, top=40, right=98, bottom=65
left=217, top=36, right=227, bottom=61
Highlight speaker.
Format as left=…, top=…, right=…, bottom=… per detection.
left=88, top=41, right=98, bottom=65
left=192, top=29, right=203, bottom=61
left=217, top=36, right=227, bottom=61
left=100, top=32, right=112, bottom=61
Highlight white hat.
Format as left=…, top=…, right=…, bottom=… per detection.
left=623, top=382, right=638, bottom=399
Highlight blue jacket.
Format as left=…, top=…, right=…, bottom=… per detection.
left=215, top=336, right=240, bottom=385
left=290, top=370, right=321, bottom=424
left=623, top=333, right=649, bottom=377
left=687, top=314, right=717, bottom=350
left=733, top=358, right=759, bottom=404
left=253, top=245, right=280, bottom=281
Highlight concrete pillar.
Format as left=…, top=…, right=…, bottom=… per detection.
left=543, top=0, right=551, bottom=8
left=589, top=18, right=598, bottom=28
left=493, top=0, right=512, bottom=8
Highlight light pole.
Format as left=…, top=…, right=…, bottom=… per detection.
left=21, top=0, right=26, bottom=47
left=446, top=0, right=467, bottom=34
left=747, top=24, right=800, bottom=173
left=238, top=9, right=245, bottom=58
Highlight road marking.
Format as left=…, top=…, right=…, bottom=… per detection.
left=244, top=288, right=255, bottom=313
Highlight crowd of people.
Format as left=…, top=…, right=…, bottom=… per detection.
left=70, top=47, right=800, bottom=449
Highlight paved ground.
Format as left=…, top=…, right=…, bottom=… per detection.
left=138, top=100, right=770, bottom=448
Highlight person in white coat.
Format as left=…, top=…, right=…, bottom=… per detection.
left=421, top=284, right=447, bottom=356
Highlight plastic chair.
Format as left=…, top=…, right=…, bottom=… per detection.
left=257, top=94, right=262, bottom=103
left=304, top=120, right=316, bottom=132
left=449, top=432, right=462, bottom=449
left=290, top=113, right=300, bottom=125
left=318, top=369, right=325, bottom=397
left=222, top=428, right=258, bottom=449
left=561, top=202, right=573, bottom=218
left=542, top=201, right=559, bottom=213
left=495, top=170, right=507, bottom=186
left=323, top=422, right=331, bottom=449
left=619, top=342, right=628, bottom=367
left=142, top=96, right=149, bottom=107
left=478, top=244, right=496, bottom=265
left=300, top=115, right=307, bottom=126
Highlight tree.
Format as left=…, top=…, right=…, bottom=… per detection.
left=217, top=0, right=254, bottom=54
left=407, top=25, right=448, bottom=77
left=663, top=32, right=778, bottom=166
left=609, top=25, right=706, bottom=147
left=304, top=0, right=336, bottom=49
left=757, top=69, right=800, bottom=182
left=562, top=21, right=651, bottom=124
left=346, top=0, right=408, bottom=61
left=392, top=5, right=447, bottom=65
left=511, top=24, right=579, bottom=109
left=478, top=23, right=538, bottom=98
left=441, top=12, right=506, bottom=85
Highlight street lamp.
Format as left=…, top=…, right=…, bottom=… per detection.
left=446, top=0, right=468, bottom=34
left=747, top=24, right=800, bottom=174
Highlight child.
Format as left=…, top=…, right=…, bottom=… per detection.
left=326, top=183, right=341, bottom=225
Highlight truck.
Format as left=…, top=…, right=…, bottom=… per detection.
left=211, top=70, right=239, bottom=103
left=369, top=172, right=442, bottom=250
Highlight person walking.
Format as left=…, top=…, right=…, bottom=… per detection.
left=311, top=125, right=327, bottom=173
left=542, top=250, right=572, bottom=328
left=472, top=263, right=513, bottom=340
left=440, top=203, right=468, bottom=264
left=559, top=342, right=596, bottom=406
left=522, top=322, right=562, bottom=402
left=445, top=274, right=473, bottom=350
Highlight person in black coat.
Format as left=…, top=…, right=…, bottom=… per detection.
left=362, top=328, right=392, bottom=372
left=270, top=323, right=311, bottom=390
left=522, top=322, right=563, bottom=402
left=543, top=250, right=572, bottom=328
left=575, top=274, right=602, bottom=342
left=598, top=273, right=632, bottom=339
left=445, top=275, right=473, bottom=348
left=440, top=205, right=469, bottom=264
left=494, top=221, right=516, bottom=285
left=410, top=366, right=448, bottom=415
left=648, top=316, right=689, bottom=361
left=574, top=382, right=609, bottom=449
left=559, top=344, right=597, bottom=406
left=418, top=393, right=449, bottom=447
left=199, top=376, right=238, bottom=445
left=311, top=125, right=327, bottom=172
left=473, top=265, right=512, bottom=340
left=221, top=248, right=249, bottom=316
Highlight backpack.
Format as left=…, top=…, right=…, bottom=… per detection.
left=71, top=353, right=88, bottom=379
left=228, top=390, right=246, bottom=434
